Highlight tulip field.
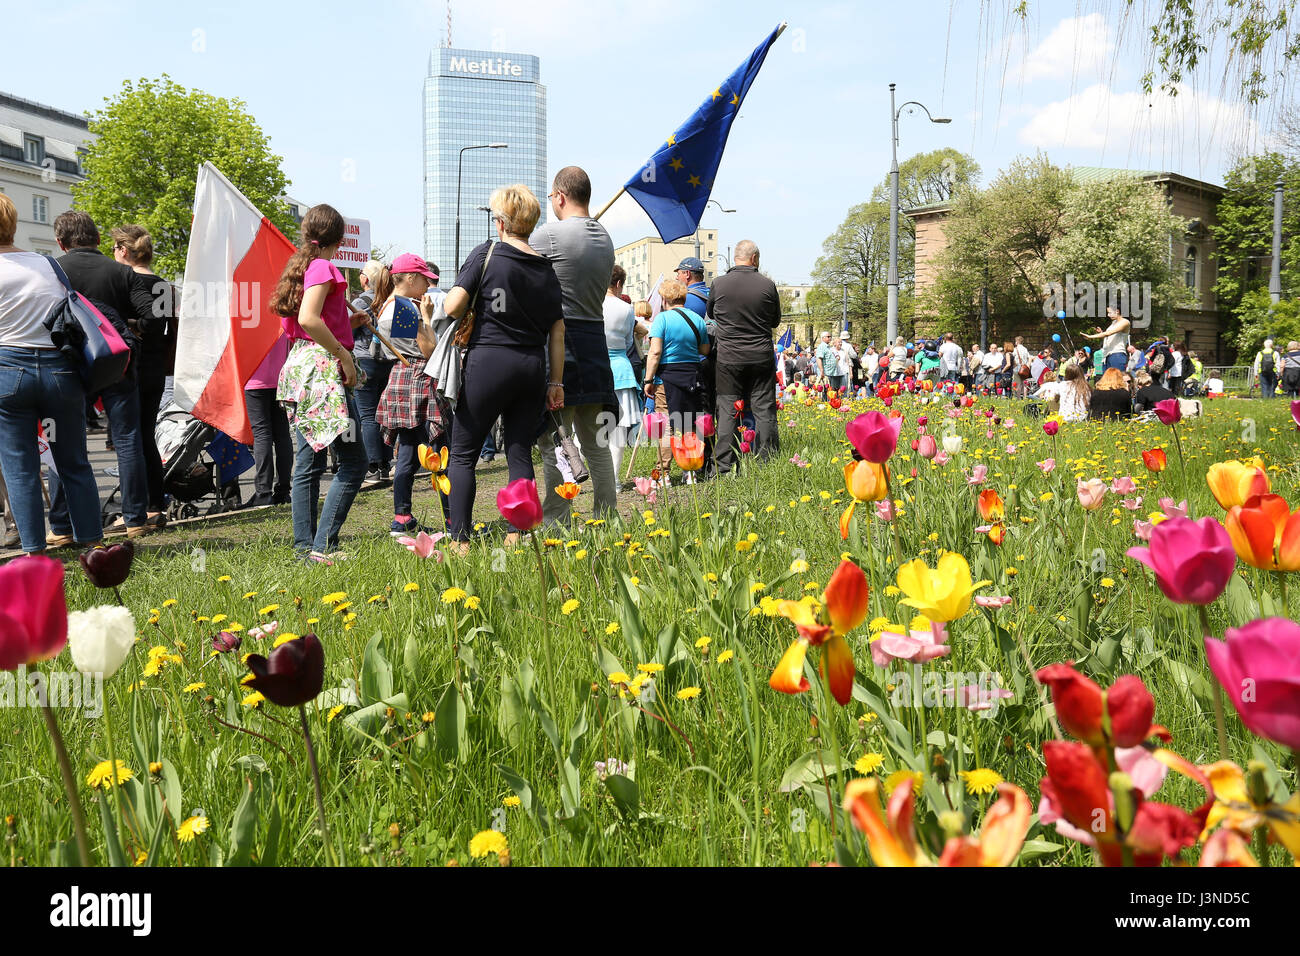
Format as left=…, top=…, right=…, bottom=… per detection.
left=2, top=391, right=1299, bottom=868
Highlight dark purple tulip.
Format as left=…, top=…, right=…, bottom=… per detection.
left=212, top=630, right=242, bottom=654
left=245, top=633, right=324, bottom=707
left=78, top=542, right=134, bottom=589
left=1154, top=398, right=1182, bottom=425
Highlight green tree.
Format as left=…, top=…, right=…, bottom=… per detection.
left=1211, top=152, right=1300, bottom=318
left=74, top=75, right=295, bottom=279
left=1232, top=288, right=1300, bottom=359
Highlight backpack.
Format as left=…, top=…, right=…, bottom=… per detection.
left=1282, top=352, right=1300, bottom=388
left=1259, top=349, right=1275, bottom=375
left=1148, top=344, right=1170, bottom=373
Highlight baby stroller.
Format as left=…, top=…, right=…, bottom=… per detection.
left=154, top=402, right=241, bottom=520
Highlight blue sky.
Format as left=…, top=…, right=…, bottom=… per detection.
left=5, top=0, right=1271, bottom=284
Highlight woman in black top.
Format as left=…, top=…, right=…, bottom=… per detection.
left=442, top=185, right=565, bottom=545
left=1131, top=370, right=1174, bottom=413
left=112, top=225, right=173, bottom=524
left=1088, top=368, right=1133, bottom=421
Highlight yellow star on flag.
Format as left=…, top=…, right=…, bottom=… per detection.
left=666, top=134, right=676, bottom=146
left=730, top=93, right=739, bottom=105
left=669, top=157, right=684, bottom=171
left=687, top=174, right=702, bottom=188
left=712, top=88, right=722, bottom=101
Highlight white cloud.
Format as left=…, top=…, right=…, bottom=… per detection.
left=1016, top=82, right=1265, bottom=178
left=1016, top=13, right=1112, bottom=85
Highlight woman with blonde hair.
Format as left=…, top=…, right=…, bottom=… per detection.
left=1057, top=363, right=1091, bottom=422
left=442, top=184, right=565, bottom=545
left=1088, top=367, right=1132, bottom=421
left=642, top=278, right=710, bottom=484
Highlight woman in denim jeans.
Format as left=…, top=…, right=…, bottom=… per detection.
left=269, top=204, right=370, bottom=565
left=0, top=194, right=102, bottom=553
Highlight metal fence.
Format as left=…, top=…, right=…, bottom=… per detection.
left=1198, top=366, right=1254, bottom=392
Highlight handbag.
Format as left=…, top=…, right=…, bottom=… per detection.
left=452, top=242, right=496, bottom=348
left=669, top=308, right=710, bottom=407
left=41, top=255, right=131, bottom=395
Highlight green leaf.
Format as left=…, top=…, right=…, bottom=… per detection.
left=96, top=792, right=127, bottom=868
left=226, top=776, right=259, bottom=867
left=360, top=632, right=393, bottom=705
left=435, top=683, right=469, bottom=762
left=605, top=774, right=640, bottom=819
left=497, top=672, right=527, bottom=749
left=779, top=750, right=844, bottom=792
left=341, top=693, right=410, bottom=744
left=403, top=632, right=420, bottom=681
left=1018, top=838, right=1067, bottom=862
left=497, top=763, right=548, bottom=833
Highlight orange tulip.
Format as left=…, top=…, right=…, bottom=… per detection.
left=670, top=432, right=706, bottom=472
left=770, top=560, right=868, bottom=705
left=1142, top=448, right=1167, bottom=473
left=1224, top=494, right=1300, bottom=571
left=840, top=460, right=888, bottom=540
left=418, top=444, right=451, bottom=495
left=555, top=482, right=580, bottom=501
left=977, top=488, right=1004, bottom=522
left=987, top=522, right=1006, bottom=546
left=1206, top=458, right=1270, bottom=510
left=935, top=784, right=1032, bottom=867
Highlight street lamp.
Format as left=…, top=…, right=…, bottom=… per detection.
left=477, top=205, right=493, bottom=241
left=696, top=199, right=735, bottom=269
left=887, top=84, right=949, bottom=345
left=455, top=143, right=507, bottom=270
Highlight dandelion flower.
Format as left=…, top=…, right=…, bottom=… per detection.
left=242, top=691, right=266, bottom=709
left=605, top=622, right=620, bottom=635
left=441, top=587, right=468, bottom=604
left=716, top=649, right=734, bottom=664
left=958, top=768, right=1004, bottom=795
left=695, top=636, right=711, bottom=650
left=182, top=682, right=206, bottom=693
left=469, top=830, right=508, bottom=858
left=607, top=672, right=632, bottom=685
left=560, top=598, right=580, bottom=615
left=403, top=582, right=419, bottom=593
left=503, top=796, right=521, bottom=808
left=177, top=815, right=210, bottom=842
left=789, top=558, right=810, bottom=574
left=464, top=596, right=481, bottom=611
left=676, top=686, right=702, bottom=700
left=884, top=769, right=924, bottom=796
left=86, top=760, right=134, bottom=790
left=327, top=705, right=345, bottom=722
left=854, top=753, right=885, bottom=774
left=637, top=662, right=664, bottom=674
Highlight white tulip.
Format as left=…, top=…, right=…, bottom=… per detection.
left=67, top=606, right=136, bottom=678
left=942, top=435, right=964, bottom=454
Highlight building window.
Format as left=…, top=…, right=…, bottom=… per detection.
left=33, top=195, right=49, bottom=224
left=24, top=135, right=43, bottom=164
left=1184, top=245, right=1197, bottom=289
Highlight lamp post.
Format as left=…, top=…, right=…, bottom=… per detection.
left=455, top=143, right=507, bottom=270
left=477, top=205, right=492, bottom=241
left=1270, top=177, right=1284, bottom=307
left=887, top=84, right=949, bottom=345
left=697, top=199, right=735, bottom=274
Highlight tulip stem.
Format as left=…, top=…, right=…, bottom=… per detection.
left=1198, top=605, right=1229, bottom=761
left=38, top=701, right=91, bottom=866
left=817, top=660, right=842, bottom=841
left=299, top=705, right=336, bottom=866
left=1170, top=424, right=1193, bottom=519
left=881, top=465, right=905, bottom=568
left=101, top=701, right=139, bottom=858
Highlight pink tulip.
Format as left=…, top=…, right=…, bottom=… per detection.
left=695, top=413, right=715, bottom=438
left=1292, top=400, right=1300, bottom=429
left=1154, top=398, right=1182, bottom=425
left=916, top=424, right=927, bottom=436
left=966, top=464, right=988, bottom=485
left=1003, top=418, right=1015, bottom=428
left=1076, top=477, right=1108, bottom=510
left=985, top=429, right=994, bottom=439
left=917, top=434, right=937, bottom=459
left=644, top=411, right=667, bottom=439
left=933, top=451, right=950, bottom=466
left=1038, top=458, right=1056, bottom=474
left=1111, top=476, right=1137, bottom=495
left=1125, top=516, right=1235, bottom=605
left=1205, top=617, right=1300, bottom=750
left=1121, top=497, right=1143, bottom=511
left=875, top=500, right=895, bottom=522
left=1133, top=519, right=1154, bottom=541
left=917, top=415, right=928, bottom=426
left=1006, top=444, right=1017, bottom=454
left=943, top=683, right=1015, bottom=712
left=497, top=478, right=544, bottom=532
left=1043, top=421, right=1059, bottom=436
left=743, top=428, right=756, bottom=443
left=846, top=411, right=902, bottom=463
left=739, top=441, right=752, bottom=454
left=871, top=621, right=951, bottom=667
left=1158, top=497, right=1189, bottom=520
left=975, top=595, right=1013, bottom=608
left=398, top=531, right=445, bottom=559
left=634, top=476, right=655, bottom=497
left=0, top=556, right=68, bottom=671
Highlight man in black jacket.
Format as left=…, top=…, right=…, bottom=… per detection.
left=46, top=210, right=157, bottom=544
left=708, top=239, right=781, bottom=474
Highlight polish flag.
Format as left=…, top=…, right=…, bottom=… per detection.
left=173, top=162, right=295, bottom=444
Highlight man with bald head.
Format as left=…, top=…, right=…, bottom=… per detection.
left=707, top=239, right=781, bottom=473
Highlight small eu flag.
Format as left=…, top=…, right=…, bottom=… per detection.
left=623, top=23, right=784, bottom=243
left=207, top=431, right=255, bottom=480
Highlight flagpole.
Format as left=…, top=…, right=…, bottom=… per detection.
left=593, top=187, right=625, bottom=222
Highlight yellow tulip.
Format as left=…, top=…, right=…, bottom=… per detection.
left=839, top=460, right=888, bottom=539
left=1205, top=458, right=1270, bottom=510
left=896, top=552, right=990, bottom=622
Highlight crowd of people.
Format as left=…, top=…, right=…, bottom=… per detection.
left=0, top=168, right=787, bottom=559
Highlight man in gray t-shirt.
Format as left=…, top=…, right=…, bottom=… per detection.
left=528, top=166, right=618, bottom=523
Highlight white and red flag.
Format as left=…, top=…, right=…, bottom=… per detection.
left=173, top=162, right=294, bottom=444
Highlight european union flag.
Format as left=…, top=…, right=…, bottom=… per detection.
left=623, top=23, right=784, bottom=242
left=777, top=327, right=794, bottom=351
left=207, top=431, right=254, bottom=480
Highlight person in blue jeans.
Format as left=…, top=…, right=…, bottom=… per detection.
left=351, top=260, right=394, bottom=480
left=289, top=394, right=366, bottom=557
left=0, top=203, right=104, bottom=552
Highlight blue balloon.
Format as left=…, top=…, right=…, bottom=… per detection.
left=1084, top=346, right=1092, bottom=354
left=1056, top=310, right=1067, bottom=321
left=1052, top=333, right=1061, bottom=342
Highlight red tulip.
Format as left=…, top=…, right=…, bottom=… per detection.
left=828, top=395, right=842, bottom=409
left=733, top=399, right=745, bottom=415
left=78, top=542, right=134, bottom=589
left=846, top=411, right=901, bottom=464
left=496, top=478, right=543, bottom=532
left=770, top=560, right=867, bottom=706
left=1292, top=399, right=1300, bottom=430
left=696, top=413, right=715, bottom=438
left=977, top=488, right=1004, bottom=522
left=1154, top=398, right=1181, bottom=425
left=1141, top=448, right=1167, bottom=473
left=1205, top=617, right=1300, bottom=750
left=671, top=432, right=706, bottom=472
left=1042, top=420, right=1059, bottom=436
left=245, top=633, right=325, bottom=707
left=0, top=556, right=68, bottom=671
left=1125, top=516, right=1235, bottom=605
left=738, top=441, right=752, bottom=454
left=1223, top=493, right=1300, bottom=571
left=1040, top=740, right=1114, bottom=842
left=212, top=630, right=242, bottom=654
left=1035, top=663, right=1156, bottom=747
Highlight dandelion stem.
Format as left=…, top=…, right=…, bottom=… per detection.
left=38, top=701, right=91, bottom=866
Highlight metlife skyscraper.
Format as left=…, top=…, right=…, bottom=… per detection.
left=423, top=48, right=547, bottom=275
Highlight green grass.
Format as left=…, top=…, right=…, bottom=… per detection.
left=3, top=394, right=1298, bottom=867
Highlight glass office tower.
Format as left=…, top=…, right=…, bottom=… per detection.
left=423, top=48, right=547, bottom=276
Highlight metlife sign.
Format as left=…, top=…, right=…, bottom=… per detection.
left=435, top=48, right=538, bottom=83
